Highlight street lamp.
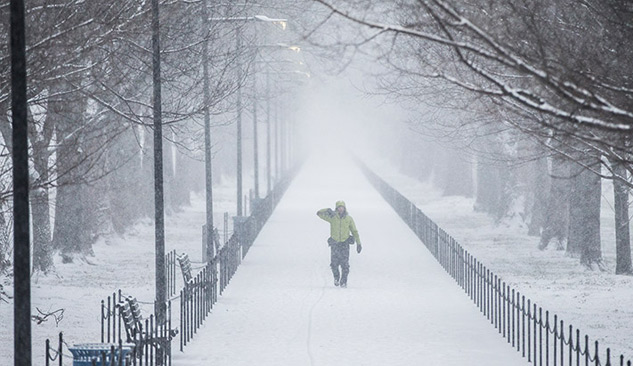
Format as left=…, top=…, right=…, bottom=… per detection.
left=11, top=0, right=32, bottom=365
left=201, top=0, right=214, bottom=261
left=151, top=0, right=167, bottom=329
left=208, top=15, right=287, bottom=216
left=209, top=15, right=287, bottom=29
left=251, top=44, right=299, bottom=199
left=264, top=66, right=310, bottom=192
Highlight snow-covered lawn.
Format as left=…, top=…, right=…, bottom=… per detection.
left=0, top=181, right=236, bottom=366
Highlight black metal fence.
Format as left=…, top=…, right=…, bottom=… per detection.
left=44, top=163, right=302, bottom=365
left=45, top=332, right=65, bottom=366
left=238, top=164, right=298, bottom=257
left=357, top=160, right=632, bottom=366
left=178, top=162, right=301, bottom=349
left=97, top=290, right=174, bottom=366
left=101, top=290, right=124, bottom=344
left=179, top=260, right=217, bottom=350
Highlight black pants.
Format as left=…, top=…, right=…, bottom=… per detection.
left=330, top=242, right=350, bottom=284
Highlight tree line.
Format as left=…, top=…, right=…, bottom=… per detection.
left=309, top=0, right=633, bottom=274
left=0, top=0, right=269, bottom=274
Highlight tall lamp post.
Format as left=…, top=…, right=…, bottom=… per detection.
left=11, top=0, right=31, bottom=365
left=209, top=15, right=286, bottom=216
left=266, top=67, right=309, bottom=191
left=266, top=70, right=272, bottom=194
left=236, top=28, right=244, bottom=215
left=252, top=60, right=260, bottom=199
left=201, top=0, right=214, bottom=261
left=151, top=0, right=166, bottom=328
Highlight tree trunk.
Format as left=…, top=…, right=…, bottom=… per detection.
left=474, top=152, right=510, bottom=220
left=163, top=131, right=175, bottom=212
left=526, top=155, right=549, bottom=236
left=0, top=100, right=12, bottom=274
left=51, top=84, right=95, bottom=261
left=141, top=126, right=155, bottom=218
left=539, top=155, right=570, bottom=250
left=567, top=156, right=602, bottom=267
left=474, top=156, right=497, bottom=214
left=438, top=148, right=474, bottom=197
left=30, top=103, right=54, bottom=273
left=108, top=127, right=146, bottom=234
left=612, top=160, right=632, bottom=274
left=31, top=188, right=52, bottom=272
left=0, top=99, right=54, bottom=272
left=173, top=147, right=191, bottom=207
left=53, top=167, right=95, bottom=261
left=399, top=131, right=433, bottom=182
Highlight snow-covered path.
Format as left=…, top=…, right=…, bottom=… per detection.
left=173, top=155, right=530, bottom=366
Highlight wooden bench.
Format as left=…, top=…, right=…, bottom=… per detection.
left=176, top=254, right=196, bottom=289
left=118, top=297, right=177, bottom=361
left=119, top=297, right=142, bottom=342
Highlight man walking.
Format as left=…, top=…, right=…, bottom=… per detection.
left=317, top=201, right=362, bottom=287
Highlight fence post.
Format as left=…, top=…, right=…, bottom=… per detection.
left=180, top=289, right=184, bottom=351
left=560, top=320, right=564, bottom=366
left=109, top=295, right=113, bottom=343
left=102, top=299, right=105, bottom=343
left=528, top=299, right=531, bottom=363
left=508, top=286, right=515, bottom=348
left=516, top=291, right=521, bottom=353
left=46, top=339, right=50, bottom=366
left=569, top=324, right=573, bottom=366
left=494, top=276, right=498, bottom=331
left=534, top=303, right=538, bottom=365
left=576, top=328, right=580, bottom=366
left=59, top=332, right=63, bottom=366
left=539, top=308, right=543, bottom=366
left=553, top=314, right=557, bottom=366
left=488, top=269, right=493, bottom=323
left=584, top=335, right=589, bottom=366
left=502, top=283, right=506, bottom=339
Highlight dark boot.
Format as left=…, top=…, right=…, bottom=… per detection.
left=340, top=266, right=349, bottom=287
left=331, top=265, right=340, bottom=286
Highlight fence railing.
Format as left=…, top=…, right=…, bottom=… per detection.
left=101, top=290, right=124, bottom=344
left=179, top=259, right=218, bottom=350
left=357, top=159, right=632, bottom=366
left=97, top=290, right=174, bottom=366
left=45, top=332, right=66, bottom=366
left=178, top=162, right=302, bottom=349
left=238, top=164, right=297, bottom=258
left=44, top=163, right=302, bottom=365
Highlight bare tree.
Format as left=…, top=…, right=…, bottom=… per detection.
left=0, top=0, right=255, bottom=270
left=306, top=0, right=633, bottom=270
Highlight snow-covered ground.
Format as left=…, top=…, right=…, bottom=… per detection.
left=0, top=179, right=237, bottom=366
left=364, top=155, right=633, bottom=363
left=1, top=151, right=631, bottom=365
left=172, top=155, right=530, bottom=365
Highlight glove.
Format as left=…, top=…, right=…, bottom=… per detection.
left=356, top=244, right=362, bottom=253
left=326, top=208, right=334, bottom=216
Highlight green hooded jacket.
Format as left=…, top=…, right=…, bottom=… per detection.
left=316, top=200, right=361, bottom=245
